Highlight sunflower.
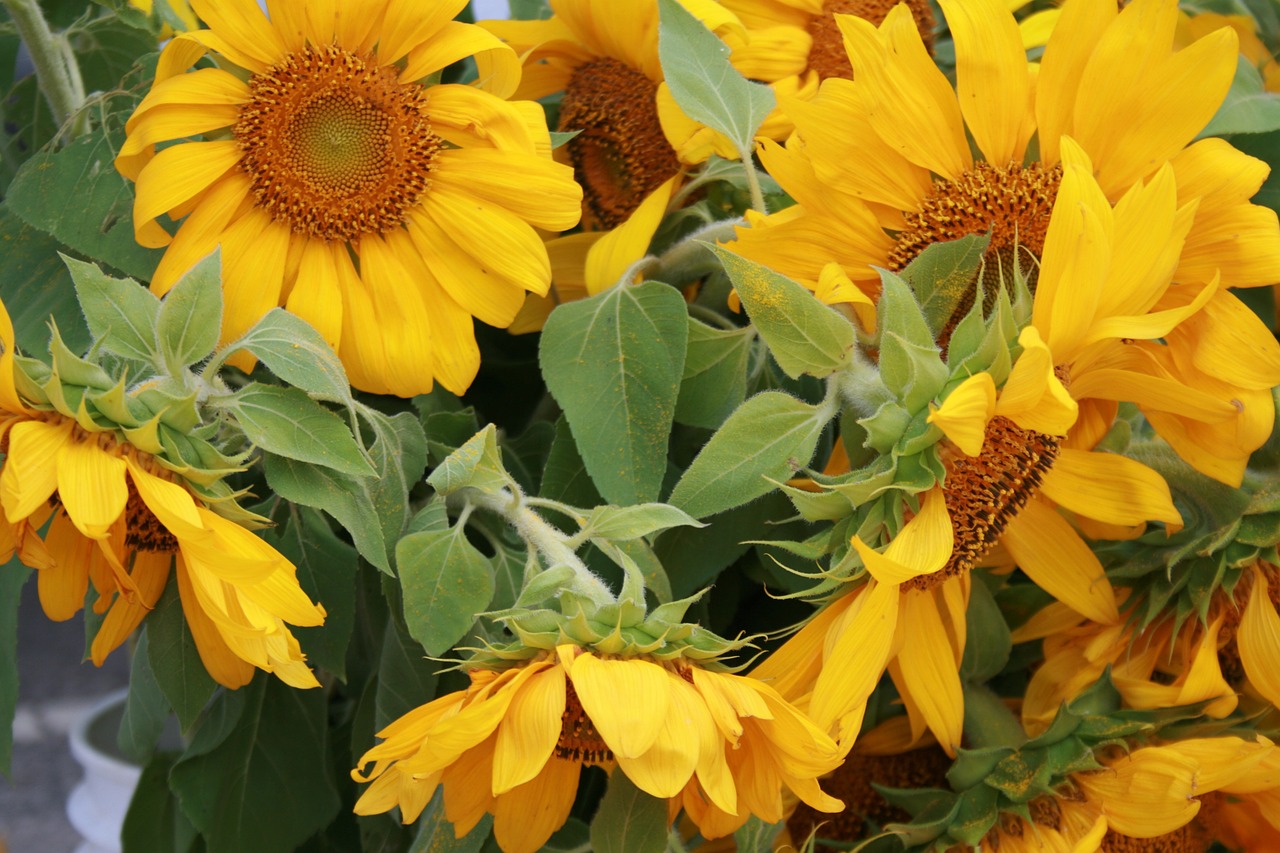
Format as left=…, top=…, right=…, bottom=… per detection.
left=117, top=0, right=582, bottom=398
left=980, top=736, right=1280, bottom=853
left=479, top=0, right=745, bottom=229
left=731, top=0, right=1280, bottom=317
left=351, top=643, right=843, bottom=851
left=0, top=300, right=324, bottom=690
left=1179, top=10, right=1280, bottom=93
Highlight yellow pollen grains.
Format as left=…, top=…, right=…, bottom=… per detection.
left=917, top=416, right=1060, bottom=591
left=558, top=57, right=682, bottom=229
left=807, top=0, right=937, bottom=80
left=234, top=44, right=440, bottom=242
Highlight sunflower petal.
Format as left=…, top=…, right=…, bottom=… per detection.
left=928, top=373, right=996, bottom=456
left=492, top=664, right=565, bottom=795
left=1239, top=569, right=1280, bottom=709
left=1003, top=500, right=1119, bottom=624
left=571, top=653, right=670, bottom=759
left=1039, top=448, right=1182, bottom=529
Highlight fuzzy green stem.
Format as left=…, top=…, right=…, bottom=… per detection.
left=465, top=488, right=616, bottom=606
left=736, top=145, right=767, bottom=214
left=3, top=0, right=85, bottom=136
left=834, top=347, right=892, bottom=417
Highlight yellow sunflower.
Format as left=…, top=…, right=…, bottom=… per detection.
left=117, top=0, right=582, bottom=398
left=0, top=300, right=324, bottom=690
left=1179, top=10, right=1280, bottom=93
left=981, top=736, right=1280, bottom=853
left=731, top=0, right=1279, bottom=311
left=351, top=643, right=843, bottom=851
left=479, top=0, right=744, bottom=229
left=751, top=138, right=1278, bottom=752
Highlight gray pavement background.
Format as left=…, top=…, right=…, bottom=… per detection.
left=2, top=576, right=129, bottom=853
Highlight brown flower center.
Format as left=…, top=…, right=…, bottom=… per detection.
left=559, top=57, right=681, bottom=229
left=1099, top=823, right=1213, bottom=853
left=787, top=746, right=950, bottom=842
left=235, top=44, right=440, bottom=241
left=889, top=162, right=1062, bottom=348
left=124, top=485, right=179, bottom=553
left=806, top=0, right=936, bottom=80
left=555, top=681, right=613, bottom=766
left=907, top=416, right=1060, bottom=592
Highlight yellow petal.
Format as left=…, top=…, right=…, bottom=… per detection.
left=614, top=670, right=709, bottom=798
left=996, top=327, right=1078, bottom=435
left=928, top=373, right=996, bottom=457
left=1078, top=747, right=1201, bottom=837
left=404, top=23, right=520, bottom=100
left=571, top=653, right=670, bottom=759
left=176, top=555, right=255, bottom=689
left=90, top=549, right=170, bottom=665
left=491, top=757, right=579, bottom=853
left=1039, top=448, right=1182, bottom=529
left=1003, top=500, right=1119, bottom=624
left=1, top=419, right=73, bottom=523
left=1034, top=0, right=1116, bottom=165
left=285, top=240, right=345, bottom=353
left=150, top=172, right=252, bottom=296
left=809, top=580, right=900, bottom=743
left=814, top=262, right=876, bottom=332
left=434, top=148, right=581, bottom=232
left=749, top=593, right=851, bottom=702
left=38, top=512, right=91, bottom=621
left=585, top=177, right=678, bottom=295
left=132, top=141, right=242, bottom=248
left=55, top=436, right=127, bottom=540
left=940, top=0, right=1034, bottom=166
left=855, top=487, right=953, bottom=585
left=1239, top=568, right=1280, bottom=709
left=492, top=664, right=565, bottom=794
left=189, top=0, right=286, bottom=67
left=895, top=590, right=964, bottom=756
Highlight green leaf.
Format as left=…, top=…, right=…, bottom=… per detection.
left=586, top=503, right=704, bottom=541
left=374, top=613, right=438, bottom=730
left=656, top=0, right=775, bottom=152
left=117, top=631, right=172, bottom=763
left=5, top=120, right=164, bottom=280
left=232, top=308, right=354, bottom=404
left=397, top=526, right=496, bottom=656
left=708, top=245, right=855, bottom=379
left=734, top=817, right=786, bottom=853
left=121, top=753, right=201, bottom=853
left=147, top=577, right=217, bottom=731
left=427, top=424, right=513, bottom=497
left=170, top=676, right=341, bottom=853
left=675, top=317, right=752, bottom=428
left=266, top=507, right=357, bottom=681
left=540, top=416, right=604, bottom=507
left=1201, top=55, right=1280, bottom=138
left=896, top=234, right=989, bottom=338
left=588, top=772, right=668, bottom=853
left=540, top=281, right=688, bottom=505
left=409, top=789, right=492, bottom=853
left=0, top=204, right=91, bottom=354
left=669, top=392, right=827, bottom=519
left=877, top=272, right=948, bottom=411
left=225, top=384, right=373, bottom=475
left=959, top=580, right=1012, bottom=684
left=64, top=254, right=159, bottom=362
left=0, top=560, right=29, bottom=777
left=157, top=251, right=223, bottom=368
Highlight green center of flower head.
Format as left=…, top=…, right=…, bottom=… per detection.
left=234, top=44, right=441, bottom=242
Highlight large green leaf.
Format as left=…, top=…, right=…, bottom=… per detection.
left=232, top=308, right=355, bottom=405
left=117, top=631, right=172, bottom=763
left=266, top=507, right=358, bottom=681
left=656, top=0, right=775, bottom=153
left=710, top=245, right=855, bottom=379
left=669, top=391, right=828, bottom=519
left=1201, top=55, right=1280, bottom=138
left=374, top=614, right=438, bottom=730
left=540, top=281, right=688, bottom=505
left=64, top=254, right=160, bottom=363
left=224, top=384, right=373, bottom=475
left=121, top=753, right=200, bottom=853
left=589, top=772, right=668, bottom=853
left=170, top=677, right=341, bottom=853
left=675, top=317, right=752, bottom=429
left=397, top=526, right=495, bottom=656
left=0, top=204, right=90, bottom=355
left=147, top=577, right=217, bottom=731
left=0, top=560, right=29, bottom=778
left=5, top=120, right=163, bottom=280
left=409, top=790, right=492, bottom=853
left=156, top=252, right=223, bottom=369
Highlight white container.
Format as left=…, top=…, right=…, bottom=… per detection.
left=66, top=689, right=138, bottom=853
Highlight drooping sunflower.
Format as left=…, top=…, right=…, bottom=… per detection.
left=0, top=300, right=324, bottom=690
left=479, top=0, right=745, bottom=229
left=753, top=137, right=1279, bottom=753
left=731, top=0, right=1280, bottom=316
left=352, top=643, right=843, bottom=852
left=117, top=0, right=582, bottom=398
left=980, top=736, right=1280, bottom=853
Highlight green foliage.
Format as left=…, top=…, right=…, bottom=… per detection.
left=224, top=384, right=374, bottom=476
left=228, top=308, right=356, bottom=405
left=540, top=281, right=689, bottom=505
left=146, top=578, right=217, bottom=732
left=1201, top=54, right=1280, bottom=137
left=0, top=561, right=28, bottom=778
left=65, top=253, right=159, bottom=362
left=117, top=632, right=172, bottom=763
left=397, top=525, right=496, bottom=656
left=156, top=251, right=222, bottom=369
left=709, top=245, right=855, bottom=379
left=669, top=391, right=829, bottom=519
left=170, top=677, right=342, bottom=853
left=121, top=754, right=200, bottom=853
left=656, top=0, right=775, bottom=153
left=675, top=317, right=751, bottom=428
left=588, top=772, right=669, bottom=853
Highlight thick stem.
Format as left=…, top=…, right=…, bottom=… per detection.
left=465, top=488, right=616, bottom=606
left=3, top=0, right=85, bottom=136
left=736, top=145, right=767, bottom=214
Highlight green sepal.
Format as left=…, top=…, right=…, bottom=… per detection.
left=426, top=423, right=514, bottom=498
left=876, top=272, right=947, bottom=412
left=155, top=251, right=222, bottom=370
left=895, top=233, right=989, bottom=339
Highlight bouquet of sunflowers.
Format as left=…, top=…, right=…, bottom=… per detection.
left=2, top=0, right=1280, bottom=850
